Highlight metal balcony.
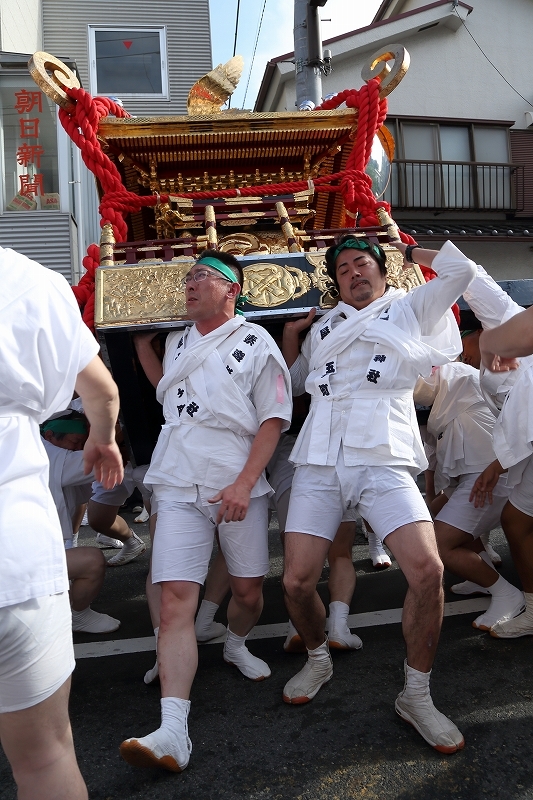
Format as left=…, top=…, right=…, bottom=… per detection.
left=383, top=160, right=525, bottom=212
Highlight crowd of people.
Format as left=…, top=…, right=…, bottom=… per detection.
left=1, top=229, right=533, bottom=794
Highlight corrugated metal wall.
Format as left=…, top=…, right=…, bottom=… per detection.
left=0, top=212, right=75, bottom=281
left=42, top=0, right=212, bottom=116
left=510, top=130, right=533, bottom=217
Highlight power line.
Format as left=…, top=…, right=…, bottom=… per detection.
left=454, top=8, right=532, bottom=108
left=232, top=0, right=241, bottom=58
left=242, top=0, right=268, bottom=109
left=228, top=0, right=241, bottom=108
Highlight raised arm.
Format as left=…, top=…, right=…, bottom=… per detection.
left=74, top=356, right=123, bottom=488
left=479, top=305, right=533, bottom=370
left=396, top=240, right=476, bottom=335
left=133, top=331, right=164, bottom=388
left=463, top=264, right=524, bottom=330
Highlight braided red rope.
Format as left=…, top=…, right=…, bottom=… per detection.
left=62, top=80, right=453, bottom=330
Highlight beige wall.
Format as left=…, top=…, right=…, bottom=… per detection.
left=0, top=0, right=42, bottom=53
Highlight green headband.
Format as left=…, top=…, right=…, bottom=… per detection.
left=195, top=256, right=249, bottom=315
left=333, top=239, right=384, bottom=264
left=41, top=418, right=88, bottom=435
left=460, top=329, right=479, bottom=339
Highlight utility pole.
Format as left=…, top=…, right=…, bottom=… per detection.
left=294, top=0, right=329, bottom=109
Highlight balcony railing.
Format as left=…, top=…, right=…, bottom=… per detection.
left=384, top=160, right=525, bottom=212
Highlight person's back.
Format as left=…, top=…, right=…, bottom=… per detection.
left=0, top=246, right=123, bottom=800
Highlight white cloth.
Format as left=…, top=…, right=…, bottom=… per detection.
left=509, top=455, right=533, bottom=517
left=492, top=365, right=533, bottom=472
left=285, top=460, right=431, bottom=542
left=289, top=240, right=475, bottom=472
left=42, top=439, right=94, bottom=545
left=0, top=247, right=98, bottom=607
left=145, top=317, right=292, bottom=497
left=435, top=472, right=510, bottom=538
left=462, top=264, right=533, bottom=414
left=414, top=362, right=500, bottom=493
left=151, top=489, right=269, bottom=584
left=0, top=592, right=74, bottom=713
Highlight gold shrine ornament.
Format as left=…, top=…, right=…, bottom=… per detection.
left=242, top=263, right=311, bottom=307
left=27, top=52, right=80, bottom=112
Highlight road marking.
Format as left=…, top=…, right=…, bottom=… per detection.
left=73, top=597, right=490, bottom=659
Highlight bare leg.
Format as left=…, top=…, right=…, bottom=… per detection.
left=71, top=504, right=86, bottom=537
left=283, top=532, right=331, bottom=650
left=435, top=520, right=524, bottom=630
left=327, top=522, right=356, bottom=603
left=0, top=679, right=87, bottom=800
left=88, top=501, right=146, bottom=566
left=223, top=575, right=271, bottom=680
left=146, top=513, right=161, bottom=630
left=203, top=548, right=231, bottom=605
left=386, top=521, right=464, bottom=753
left=121, top=580, right=196, bottom=772
left=502, top=501, right=533, bottom=592
left=327, top=522, right=363, bottom=650
left=384, top=521, right=443, bottom=673
left=226, top=575, right=263, bottom=636
left=194, top=546, right=230, bottom=642
left=435, top=522, right=498, bottom=588
left=66, top=548, right=106, bottom=611
left=67, top=548, right=121, bottom=633
left=87, top=500, right=131, bottom=542
left=159, top=581, right=200, bottom=699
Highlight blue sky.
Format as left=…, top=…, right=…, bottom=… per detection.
left=208, top=0, right=383, bottom=109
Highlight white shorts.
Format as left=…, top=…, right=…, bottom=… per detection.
left=151, top=488, right=269, bottom=585
left=435, top=472, right=510, bottom=537
left=509, top=455, right=533, bottom=517
left=285, top=461, right=431, bottom=543
left=91, top=463, right=151, bottom=507
left=0, top=592, right=74, bottom=713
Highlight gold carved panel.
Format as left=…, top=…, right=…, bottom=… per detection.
left=95, top=262, right=193, bottom=327
left=95, top=245, right=425, bottom=328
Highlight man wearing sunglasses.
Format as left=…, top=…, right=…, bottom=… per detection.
left=123, top=250, right=292, bottom=773
left=281, top=235, right=476, bottom=754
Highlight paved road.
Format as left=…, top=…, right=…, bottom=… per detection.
left=2, top=515, right=533, bottom=800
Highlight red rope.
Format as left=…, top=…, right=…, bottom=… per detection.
left=62, top=78, right=453, bottom=330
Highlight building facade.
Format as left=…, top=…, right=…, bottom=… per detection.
left=255, top=0, right=533, bottom=280
left=0, top=0, right=211, bottom=281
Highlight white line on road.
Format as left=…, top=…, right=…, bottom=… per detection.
left=73, top=597, right=490, bottom=659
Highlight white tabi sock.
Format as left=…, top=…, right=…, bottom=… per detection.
left=144, top=627, right=159, bottom=684
left=367, top=529, right=391, bottom=568
left=480, top=531, right=502, bottom=565
left=491, top=592, right=533, bottom=637
left=195, top=600, right=227, bottom=642
left=395, top=660, right=464, bottom=753
left=473, top=575, right=525, bottom=630
left=223, top=629, right=271, bottom=680
left=328, top=601, right=363, bottom=649
left=120, top=697, right=192, bottom=772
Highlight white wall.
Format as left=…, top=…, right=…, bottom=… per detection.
left=261, top=0, right=533, bottom=129
left=415, top=239, right=533, bottom=281
left=0, top=0, right=42, bottom=53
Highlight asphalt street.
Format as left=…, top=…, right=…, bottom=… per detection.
left=1, top=514, right=533, bottom=800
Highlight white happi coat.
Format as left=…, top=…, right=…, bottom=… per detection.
left=42, top=439, right=94, bottom=547
left=289, top=240, right=475, bottom=473
left=144, top=316, right=292, bottom=498
left=463, top=264, right=533, bottom=479
left=0, top=248, right=99, bottom=607
left=414, top=362, right=499, bottom=493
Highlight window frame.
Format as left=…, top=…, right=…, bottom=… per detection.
left=88, top=25, right=169, bottom=101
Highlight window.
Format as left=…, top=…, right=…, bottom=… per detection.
left=88, top=27, right=168, bottom=99
left=385, top=120, right=515, bottom=211
left=1, top=74, right=61, bottom=212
